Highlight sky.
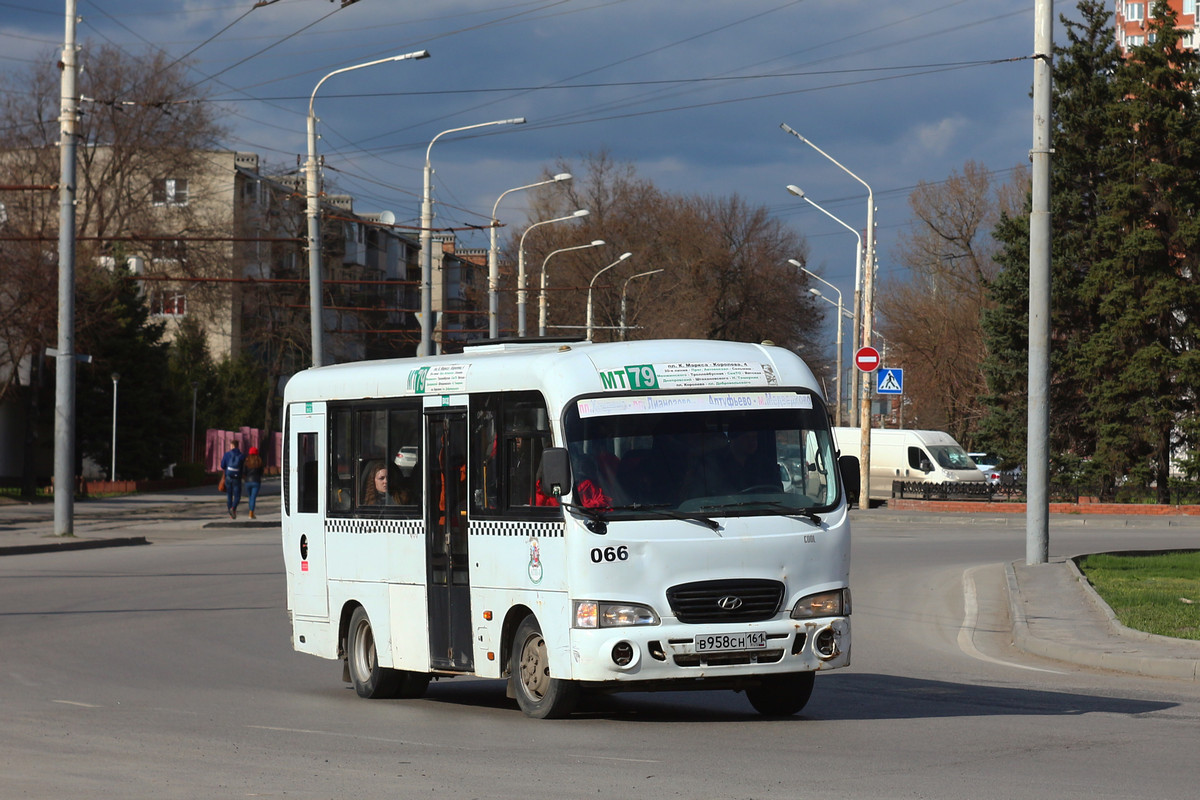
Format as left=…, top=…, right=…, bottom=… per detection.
left=1, top=0, right=1059, bottom=343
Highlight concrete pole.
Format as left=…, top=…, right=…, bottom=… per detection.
left=860, top=196, right=875, bottom=510
left=110, top=373, right=118, bottom=480
left=1027, top=0, right=1053, bottom=565
left=308, top=51, right=429, bottom=365
left=619, top=268, right=664, bottom=340
left=488, top=173, right=572, bottom=339
left=54, top=0, right=78, bottom=536
left=517, top=208, right=588, bottom=337
left=422, top=117, right=524, bottom=353
left=586, top=252, right=632, bottom=340
left=305, top=111, right=324, bottom=367
left=539, top=240, right=605, bottom=336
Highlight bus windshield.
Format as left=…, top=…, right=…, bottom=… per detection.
left=562, top=391, right=840, bottom=516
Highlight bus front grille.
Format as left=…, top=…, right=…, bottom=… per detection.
left=666, top=579, right=784, bottom=623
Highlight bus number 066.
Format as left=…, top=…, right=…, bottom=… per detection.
left=590, top=546, right=630, bottom=563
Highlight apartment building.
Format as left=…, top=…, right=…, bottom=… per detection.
left=1115, top=0, right=1198, bottom=49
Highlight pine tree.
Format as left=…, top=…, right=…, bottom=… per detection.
left=982, top=0, right=1125, bottom=478
left=1083, top=1, right=1200, bottom=501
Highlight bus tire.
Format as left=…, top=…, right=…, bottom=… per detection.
left=745, top=671, right=815, bottom=717
left=347, top=606, right=400, bottom=699
left=512, top=615, right=578, bottom=719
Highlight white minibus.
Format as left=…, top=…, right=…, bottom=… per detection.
left=282, top=338, right=853, bottom=718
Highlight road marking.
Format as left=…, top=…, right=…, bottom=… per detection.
left=959, top=566, right=1064, bottom=674
left=247, top=725, right=485, bottom=750
left=568, top=754, right=662, bottom=763
left=52, top=700, right=103, bottom=708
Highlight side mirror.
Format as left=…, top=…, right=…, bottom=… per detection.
left=919, top=458, right=933, bottom=473
left=541, top=447, right=571, bottom=498
left=838, top=455, right=860, bottom=504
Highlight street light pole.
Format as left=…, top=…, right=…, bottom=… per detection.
left=619, top=269, right=663, bottom=340
left=806, top=286, right=850, bottom=427
left=790, top=257, right=845, bottom=425
left=517, top=209, right=589, bottom=337
left=489, top=173, right=573, bottom=338
left=538, top=239, right=605, bottom=336
left=307, top=50, right=429, bottom=368
left=421, top=117, right=526, bottom=355
left=786, top=185, right=863, bottom=421
left=54, top=0, right=79, bottom=535
left=190, top=382, right=199, bottom=463
left=110, top=372, right=119, bottom=481
left=781, top=123, right=875, bottom=510
left=586, top=252, right=633, bottom=340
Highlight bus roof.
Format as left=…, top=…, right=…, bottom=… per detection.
left=282, top=338, right=822, bottom=412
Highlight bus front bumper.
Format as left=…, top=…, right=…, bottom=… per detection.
left=566, top=617, right=850, bottom=685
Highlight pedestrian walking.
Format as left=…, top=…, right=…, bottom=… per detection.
left=220, top=439, right=245, bottom=519
left=243, top=446, right=264, bottom=520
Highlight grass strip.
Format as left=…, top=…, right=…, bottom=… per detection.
left=1077, top=551, right=1200, bottom=641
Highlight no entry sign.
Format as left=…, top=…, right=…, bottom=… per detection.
left=854, top=346, right=881, bottom=372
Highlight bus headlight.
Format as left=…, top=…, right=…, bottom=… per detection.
left=574, top=601, right=660, bottom=628
left=790, top=588, right=850, bottom=619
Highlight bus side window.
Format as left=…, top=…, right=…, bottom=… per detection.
left=330, top=409, right=353, bottom=512
left=298, top=432, right=318, bottom=514
left=470, top=391, right=557, bottom=518
left=470, top=401, right=498, bottom=511
left=388, top=403, right=421, bottom=510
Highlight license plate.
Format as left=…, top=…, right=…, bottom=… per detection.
left=694, top=631, right=768, bottom=652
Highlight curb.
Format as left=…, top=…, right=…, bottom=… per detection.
left=1005, top=560, right=1200, bottom=681
left=0, top=536, right=150, bottom=557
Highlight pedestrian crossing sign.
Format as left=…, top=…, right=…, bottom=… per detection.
left=876, top=367, right=903, bottom=395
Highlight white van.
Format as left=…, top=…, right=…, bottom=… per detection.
left=833, top=427, right=985, bottom=502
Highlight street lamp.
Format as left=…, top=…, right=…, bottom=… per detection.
left=190, top=381, right=199, bottom=464
left=307, top=49, right=430, bottom=368
left=790, top=257, right=846, bottom=425
left=421, top=117, right=526, bottom=355
left=806, top=285, right=851, bottom=427
left=489, top=173, right=573, bottom=338
left=110, top=372, right=119, bottom=482
left=786, top=185, right=863, bottom=421
left=538, top=239, right=605, bottom=336
left=619, top=269, right=663, bottom=340
left=586, top=252, right=633, bottom=341
left=781, top=123, right=876, bottom=510
left=517, top=209, right=589, bottom=337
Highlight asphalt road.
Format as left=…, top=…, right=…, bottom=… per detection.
left=2, top=512, right=1199, bottom=799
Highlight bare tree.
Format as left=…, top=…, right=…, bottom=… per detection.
left=511, top=151, right=823, bottom=358
left=878, top=161, right=1029, bottom=441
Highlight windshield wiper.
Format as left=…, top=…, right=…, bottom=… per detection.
left=699, top=500, right=823, bottom=526
left=564, top=502, right=721, bottom=533
left=604, top=503, right=722, bottom=533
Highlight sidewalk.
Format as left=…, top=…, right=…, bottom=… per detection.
left=1007, top=557, right=1200, bottom=681
left=0, top=480, right=280, bottom=555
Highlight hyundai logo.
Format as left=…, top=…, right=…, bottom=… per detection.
left=717, top=596, right=743, bottom=611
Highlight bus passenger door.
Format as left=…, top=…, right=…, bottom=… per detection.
left=425, top=409, right=473, bottom=671
left=286, top=406, right=328, bottom=619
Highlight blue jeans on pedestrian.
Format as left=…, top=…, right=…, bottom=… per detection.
left=226, top=477, right=242, bottom=511
left=245, top=481, right=261, bottom=513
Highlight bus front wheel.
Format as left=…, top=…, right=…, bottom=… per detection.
left=512, top=615, right=578, bottom=719
left=347, top=606, right=429, bottom=699
left=745, top=671, right=815, bottom=717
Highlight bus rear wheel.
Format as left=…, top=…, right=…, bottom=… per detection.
left=512, top=615, right=578, bottom=719
left=347, top=606, right=429, bottom=700
left=745, top=672, right=815, bottom=717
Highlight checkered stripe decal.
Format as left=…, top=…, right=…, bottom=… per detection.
left=326, top=518, right=424, bottom=536
left=470, top=520, right=564, bottom=539
left=324, top=518, right=563, bottom=538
